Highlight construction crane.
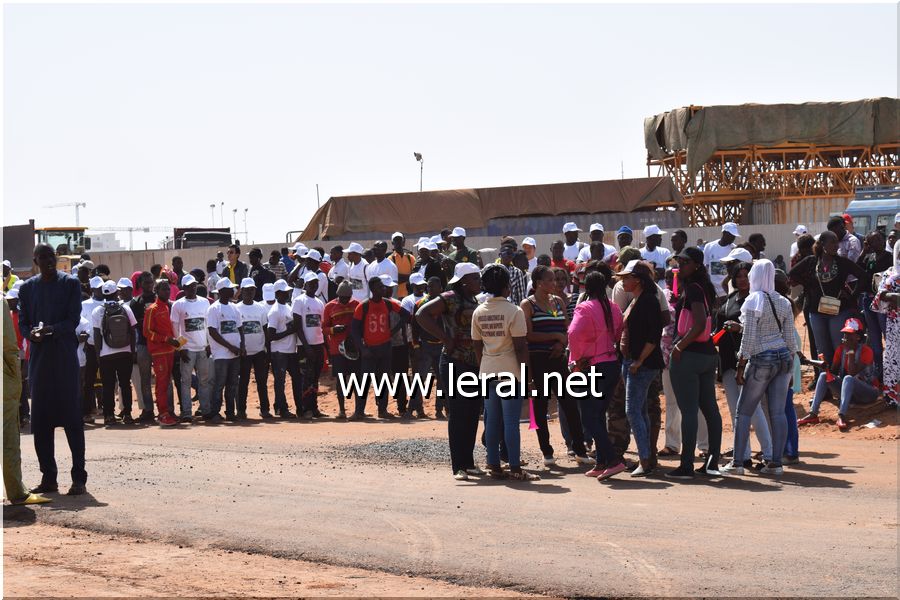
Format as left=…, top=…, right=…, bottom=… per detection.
left=89, top=226, right=170, bottom=250
left=43, top=202, right=87, bottom=225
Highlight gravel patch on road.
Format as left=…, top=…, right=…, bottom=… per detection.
left=323, top=437, right=548, bottom=467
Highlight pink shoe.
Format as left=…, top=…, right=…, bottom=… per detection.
left=584, top=467, right=605, bottom=477
left=597, top=463, right=627, bottom=481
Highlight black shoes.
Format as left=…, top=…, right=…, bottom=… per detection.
left=30, top=482, right=58, bottom=494
left=260, top=411, right=274, bottom=419
left=67, top=483, right=87, bottom=496
left=122, top=414, right=135, bottom=425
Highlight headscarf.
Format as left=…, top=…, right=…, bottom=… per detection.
left=741, top=259, right=776, bottom=316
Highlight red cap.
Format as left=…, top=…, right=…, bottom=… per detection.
left=842, top=213, right=853, bottom=224
left=840, top=317, right=864, bottom=334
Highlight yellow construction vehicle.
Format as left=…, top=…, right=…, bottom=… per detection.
left=34, top=226, right=92, bottom=272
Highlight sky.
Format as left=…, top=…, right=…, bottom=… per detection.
left=4, top=2, right=897, bottom=249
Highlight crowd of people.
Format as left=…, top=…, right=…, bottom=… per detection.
left=3, top=213, right=899, bottom=500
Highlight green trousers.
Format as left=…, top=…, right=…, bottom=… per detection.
left=3, top=390, right=28, bottom=502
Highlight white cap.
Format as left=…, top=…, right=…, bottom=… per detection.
left=215, top=278, right=235, bottom=291
left=894, top=212, right=900, bottom=224
left=303, top=249, right=322, bottom=262
left=562, top=222, right=581, bottom=233
left=414, top=236, right=429, bottom=247
left=721, top=222, right=741, bottom=237
left=302, top=271, right=319, bottom=283
left=181, top=273, right=197, bottom=287
left=262, top=283, right=275, bottom=302
left=451, top=227, right=466, bottom=238
left=430, top=235, right=442, bottom=244
left=522, top=237, right=537, bottom=247
left=273, top=279, right=290, bottom=292
left=239, top=277, right=256, bottom=289
left=320, top=254, right=332, bottom=264
left=89, top=276, right=104, bottom=289
left=447, top=262, right=480, bottom=284
left=101, top=280, right=118, bottom=295
left=346, top=242, right=365, bottom=254
left=5, top=288, right=19, bottom=299
left=643, top=224, right=666, bottom=237
left=378, top=274, right=396, bottom=287
left=423, top=241, right=438, bottom=251
left=793, top=224, right=808, bottom=235
left=720, top=247, right=754, bottom=263
left=292, top=243, right=307, bottom=254
left=116, top=277, right=133, bottom=288
left=2, top=260, right=10, bottom=268
left=408, top=272, right=426, bottom=286
left=589, top=223, right=604, bottom=233
left=391, top=231, right=404, bottom=240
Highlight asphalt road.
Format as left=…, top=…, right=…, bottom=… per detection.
left=15, top=422, right=899, bottom=597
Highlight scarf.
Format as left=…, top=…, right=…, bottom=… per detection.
left=741, top=259, right=776, bottom=316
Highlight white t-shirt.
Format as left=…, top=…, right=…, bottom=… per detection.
left=527, top=257, right=537, bottom=273
left=171, top=297, right=210, bottom=352
left=267, top=302, right=297, bottom=354
left=291, top=270, right=329, bottom=303
left=703, top=241, right=736, bottom=298
left=328, top=259, right=349, bottom=282
left=563, top=242, right=584, bottom=262
left=237, top=301, right=269, bottom=355
left=640, top=246, right=672, bottom=272
left=789, top=241, right=799, bottom=259
left=346, top=259, right=370, bottom=303
left=612, top=280, right=670, bottom=313
left=91, top=302, right=137, bottom=357
left=81, top=298, right=102, bottom=333
left=364, top=259, right=399, bottom=297
left=76, top=316, right=91, bottom=367
left=577, top=243, right=617, bottom=263
left=292, top=293, right=325, bottom=346
left=206, top=301, right=243, bottom=360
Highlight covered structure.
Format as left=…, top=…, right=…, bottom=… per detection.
left=298, top=177, right=683, bottom=240
left=645, top=98, right=900, bottom=225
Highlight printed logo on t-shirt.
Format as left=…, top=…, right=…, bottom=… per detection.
left=305, top=313, right=321, bottom=328
left=184, top=317, right=205, bottom=332
left=477, top=313, right=507, bottom=337
left=220, top=320, right=239, bottom=335
left=710, top=261, right=727, bottom=276
left=350, top=278, right=363, bottom=290
left=242, top=320, right=263, bottom=334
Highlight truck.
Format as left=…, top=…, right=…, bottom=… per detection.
left=164, top=228, right=232, bottom=250
left=2, top=221, right=92, bottom=277
left=843, top=185, right=900, bottom=237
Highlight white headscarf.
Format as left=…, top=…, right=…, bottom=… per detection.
left=741, top=259, right=776, bottom=315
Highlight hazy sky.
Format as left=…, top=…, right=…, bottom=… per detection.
left=5, top=3, right=897, bottom=248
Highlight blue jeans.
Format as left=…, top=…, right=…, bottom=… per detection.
left=784, top=387, right=799, bottom=459
left=179, top=350, right=212, bottom=418
left=413, top=342, right=443, bottom=412
left=211, top=357, right=240, bottom=416
left=722, top=369, right=773, bottom=461
left=577, top=360, right=621, bottom=466
left=734, top=349, right=793, bottom=467
left=271, top=352, right=303, bottom=414
left=621, top=359, right=659, bottom=460
left=483, top=380, right=523, bottom=469
left=808, top=309, right=852, bottom=369
left=810, top=372, right=881, bottom=416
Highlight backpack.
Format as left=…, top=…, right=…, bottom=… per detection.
left=102, top=303, right=131, bottom=348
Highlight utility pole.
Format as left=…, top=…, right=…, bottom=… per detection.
left=232, top=209, right=237, bottom=239
left=220, top=202, right=225, bottom=228
left=316, top=184, right=320, bottom=209
left=243, top=208, right=248, bottom=242
left=414, top=152, right=423, bottom=191
left=209, top=204, right=215, bottom=227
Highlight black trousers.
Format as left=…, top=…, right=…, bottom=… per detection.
left=529, top=350, right=587, bottom=458
left=32, top=420, right=87, bottom=486
left=442, top=357, right=482, bottom=474
left=358, top=342, right=393, bottom=414
left=99, top=352, right=133, bottom=417
left=239, top=351, right=270, bottom=414
left=331, top=353, right=360, bottom=412
left=301, top=344, right=325, bottom=414
left=391, top=344, right=410, bottom=412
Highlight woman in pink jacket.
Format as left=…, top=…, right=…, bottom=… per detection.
left=568, top=271, right=625, bottom=480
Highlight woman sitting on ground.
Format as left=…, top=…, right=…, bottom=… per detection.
left=798, top=317, right=881, bottom=431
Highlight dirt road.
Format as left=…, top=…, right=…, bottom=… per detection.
left=5, top=408, right=897, bottom=597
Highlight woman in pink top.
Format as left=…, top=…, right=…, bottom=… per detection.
left=568, top=272, right=626, bottom=481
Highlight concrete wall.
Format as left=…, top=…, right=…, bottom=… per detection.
left=88, top=222, right=830, bottom=280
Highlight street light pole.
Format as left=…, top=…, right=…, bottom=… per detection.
left=209, top=204, right=215, bottom=227
left=243, top=208, right=248, bottom=242
left=232, top=209, right=238, bottom=241
left=220, top=202, right=225, bottom=228
left=414, top=152, right=423, bottom=192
